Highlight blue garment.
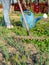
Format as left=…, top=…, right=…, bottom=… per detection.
left=0, top=0, right=18, bottom=26
left=20, top=11, right=43, bottom=28
left=0, top=0, right=11, bottom=26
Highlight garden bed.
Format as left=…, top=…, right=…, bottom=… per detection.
left=0, top=13, right=49, bottom=65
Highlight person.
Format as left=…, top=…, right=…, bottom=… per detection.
left=0, top=0, right=13, bottom=28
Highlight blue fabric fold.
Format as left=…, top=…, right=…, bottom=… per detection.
left=20, top=11, right=43, bottom=28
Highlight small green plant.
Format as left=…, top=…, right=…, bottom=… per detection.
left=0, top=43, right=9, bottom=65
left=10, top=54, right=21, bottom=65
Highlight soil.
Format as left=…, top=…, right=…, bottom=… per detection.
left=0, top=11, right=49, bottom=65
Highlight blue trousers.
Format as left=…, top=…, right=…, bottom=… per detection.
left=0, top=0, right=11, bottom=26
